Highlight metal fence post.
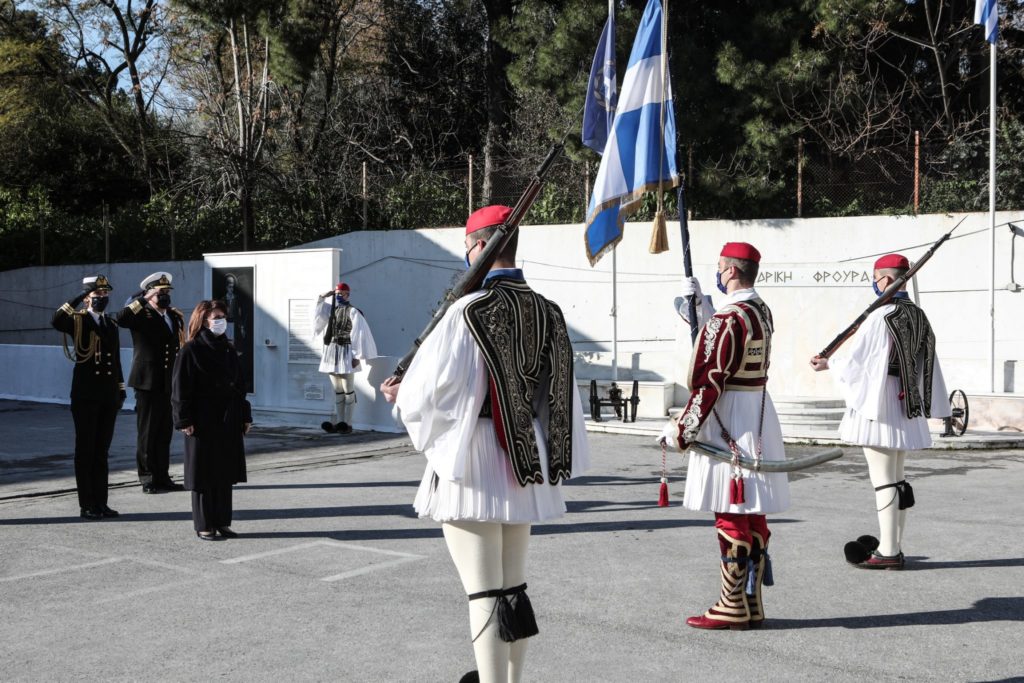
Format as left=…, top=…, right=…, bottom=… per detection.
left=103, top=202, right=110, bottom=264
left=914, top=131, right=920, bottom=214
left=362, top=161, right=368, bottom=230
left=468, top=154, right=474, bottom=215
left=797, top=137, right=804, bottom=218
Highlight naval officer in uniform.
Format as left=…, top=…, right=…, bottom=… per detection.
left=116, top=272, right=186, bottom=493
left=51, top=275, right=125, bottom=519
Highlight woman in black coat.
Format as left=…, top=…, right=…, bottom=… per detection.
left=172, top=300, right=251, bottom=540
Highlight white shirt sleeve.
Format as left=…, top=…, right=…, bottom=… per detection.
left=348, top=308, right=378, bottom=361
left=829, top=308, right=892, bottom=421
left=395, top=296, right=487, bottom=481
left=312, top=299, right=331, bottom=339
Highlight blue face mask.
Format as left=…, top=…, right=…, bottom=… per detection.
left=872, top=281, right=882, bottom=297
left=336, top=294, right=348, bottom=305
left=464, top=252, right=471, bottom=269
left=715, top=270, right=728, bottom=294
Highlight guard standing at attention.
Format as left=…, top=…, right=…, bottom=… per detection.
left=116, top=272, right=186, bottom=493
left=51, top=275, right=125, bottom=520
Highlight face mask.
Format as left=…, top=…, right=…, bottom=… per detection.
left=336, top=294, right=349, bottom=305
left=208, top=318, right=228, bottom=336
left=90, top=296, right=109, bottom=312
left=156, top=292, right=171, bottom=308
left=715, top=270, right=728, bottom=294
left=464, top=252, right=471, bottom=269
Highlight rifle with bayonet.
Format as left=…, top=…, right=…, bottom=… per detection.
left=817, top=215, right=967, bottom=359
left=387, top=142, right=565, bottom=382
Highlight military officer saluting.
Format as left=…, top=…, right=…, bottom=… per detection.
left=116, top=272, right=186, bottom=493
left=51, top=275, right=125, bottom=520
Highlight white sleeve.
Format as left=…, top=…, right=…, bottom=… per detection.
left=926, top=355, right=951, bottom=418
left=312, top=299, right=331, bottom=338
left=674, top=295, right=714, bottom=328
left=829, top=310, right=891, bottom=421
left=568, top=372, right=592, bottom=476
left=395, top=298, right=487, bottom=481
left=348, top=309, right=378, bottom=361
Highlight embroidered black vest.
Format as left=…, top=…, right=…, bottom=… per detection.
left=323, top=303, right=353, bottom=346
left=463, top=278, right=574, bottom=486
left=883, top=298, right=937, bottom=419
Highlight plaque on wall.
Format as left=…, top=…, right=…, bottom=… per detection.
left=212, top=266, right=255, bottom=393
left=288, top=299, right=321, bottom=364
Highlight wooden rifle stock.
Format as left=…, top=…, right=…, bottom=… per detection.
left=390, top=143, right=565, bottom=380
left=818, top=215, right=967, bottom=359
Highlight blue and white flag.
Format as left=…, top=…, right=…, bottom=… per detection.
left=582, top=15, right=617, bottom=154
left=585, top=0, right=678, bottom=266
left=975, top=0, right=998, bottom=43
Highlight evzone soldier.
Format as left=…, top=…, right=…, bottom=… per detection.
left=51, top=275, right=125, bottom=520
left=116, top=272, right=186, bottom=493
left=381, top=206, right=591, bottom=683
left=313, top=282, right=377, bottom=434
left=660, top=242, right=790, bottom=630
left=810, top=253, right=949, bottom=569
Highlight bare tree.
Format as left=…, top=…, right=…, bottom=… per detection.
left=34, top=0, right=172, bottom=191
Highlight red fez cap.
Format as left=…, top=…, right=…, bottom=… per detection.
left=335, top=282, right=350, bottom=292
left=466, top=205, right=512, bottom=235
left=720, top=242, right=761, bottom=263
left=874, top=254, right=909, bottom=271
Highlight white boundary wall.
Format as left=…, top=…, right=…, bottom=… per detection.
left=307, top=211, right=1023, bottom=404
left=1, top=212, right=1021, bottom=425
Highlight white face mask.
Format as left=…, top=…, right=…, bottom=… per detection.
left=208, top=318, right=228, bottom=336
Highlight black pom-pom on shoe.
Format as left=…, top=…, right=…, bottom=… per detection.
left=321, top=421, right=336, bottom=433
left=856, top=535, right=880, bottom=553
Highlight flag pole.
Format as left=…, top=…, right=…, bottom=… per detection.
left=988, top=39, right=996, bottom=393
left=609, top=0, right=618, bottom=383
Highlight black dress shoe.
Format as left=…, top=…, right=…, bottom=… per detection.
left=217, top=527, right=238, bottom=538
left=80, top=508, right=103, bottom=520
left=142, top=483, right=158, bottom=494
left=99, top=506, right=119, bottom=518
left=196, top=531, right=221, bottom=541
left=335, top=422, right=352, bottom=435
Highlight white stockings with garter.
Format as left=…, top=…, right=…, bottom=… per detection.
left=864, top=446, right=907, bottom=556
left=328, top=373, right=355, bottom=424
left=442, top=521, right=531, bottom=683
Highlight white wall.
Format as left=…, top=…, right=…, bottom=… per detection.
left=0, top=260, right=203, bottom=346
left=3, top=212, right=1020, bottom=426
left=307, top=211, right=1024, bottom=400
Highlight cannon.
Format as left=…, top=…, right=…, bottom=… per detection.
left=589, top=379, right=640, bottom=423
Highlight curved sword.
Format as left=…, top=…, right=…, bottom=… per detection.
left=688, top=441, right=844, bottom=473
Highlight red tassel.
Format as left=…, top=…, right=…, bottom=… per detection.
left=730, top=477, right=745, bottom=505
left=658, top=478, right=669, bottom=507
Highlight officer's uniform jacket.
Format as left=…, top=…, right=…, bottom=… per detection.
left=52, top=302, right=124, bottom=401
left=116, top=298, right=185, bottom=393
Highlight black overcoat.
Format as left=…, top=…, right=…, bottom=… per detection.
left=171, top=329, right=250, bottom=491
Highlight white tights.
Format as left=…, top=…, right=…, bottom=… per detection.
left=863, top=447, right=908, bottom=556
left=442, top=521, right=531, bottom=683
left=327, top=373, right=355, bottom=424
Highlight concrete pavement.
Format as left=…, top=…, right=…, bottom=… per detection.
left=1, top=400, right=1023, bottom=682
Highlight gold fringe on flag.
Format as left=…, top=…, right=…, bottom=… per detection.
left=649, top=208, right=669, bottom=254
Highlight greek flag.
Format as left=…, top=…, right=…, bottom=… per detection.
left=585, top=0, right=678, bottom=266
left=582, top=15, right=617, bottom=154
left=975, top=0, right=998, bottom=43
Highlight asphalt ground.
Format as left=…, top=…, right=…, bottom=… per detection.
left=1, top=400, right=1023, bottom=682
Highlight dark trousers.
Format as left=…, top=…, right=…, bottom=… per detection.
left=135, top=389, right=173, bottom=484
left=70, top=397, right=119, bottom=510
left=191, top=485, right=233, bottom=531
